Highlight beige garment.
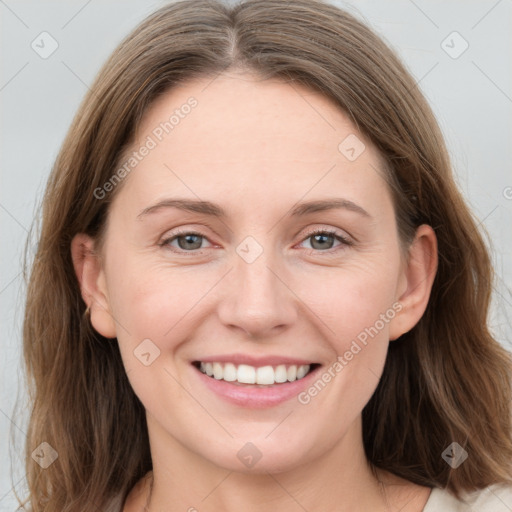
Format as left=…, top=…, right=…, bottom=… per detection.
left=423, top=484, right=512, bottom=511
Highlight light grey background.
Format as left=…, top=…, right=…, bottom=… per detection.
left=1, top=0, right=511, bottom=509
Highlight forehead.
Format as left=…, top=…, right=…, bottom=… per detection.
left=112, top=71, right=390, bottom=217
left=136, top=71, right=369, bottom=162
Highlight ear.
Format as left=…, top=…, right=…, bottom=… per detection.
left=389, top=224, right=438, bottom=341
left=71, top=233, right=117, bottom=338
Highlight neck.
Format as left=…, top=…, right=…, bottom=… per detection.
left=143, top=416, right=394, bottom=512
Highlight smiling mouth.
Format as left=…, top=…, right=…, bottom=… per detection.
left=192, top=361, right=320, bottom=386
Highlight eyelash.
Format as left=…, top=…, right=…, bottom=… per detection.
left=159, top=227, right=353, bottom=256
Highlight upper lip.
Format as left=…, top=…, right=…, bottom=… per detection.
left=193, top=354, right=318, bottom=367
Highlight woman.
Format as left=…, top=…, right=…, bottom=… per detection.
left=19, top=0, right=512, bottom=511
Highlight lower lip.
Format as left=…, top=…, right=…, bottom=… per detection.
left=192, top=364, right=321, bottom=408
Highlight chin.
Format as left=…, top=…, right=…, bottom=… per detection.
left=199, top=435, right=319, bottom=475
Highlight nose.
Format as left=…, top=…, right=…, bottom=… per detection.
left=216, top=245, right=298, bottom=340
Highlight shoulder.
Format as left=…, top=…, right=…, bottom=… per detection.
left=423, top=484, right=512, bottom=512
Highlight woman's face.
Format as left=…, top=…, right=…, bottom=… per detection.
left=78, top=71, right=434, bottom=474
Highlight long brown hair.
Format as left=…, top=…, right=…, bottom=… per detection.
left=17, top=0, right=512, bottom=510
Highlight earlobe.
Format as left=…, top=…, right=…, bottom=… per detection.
left=389, top=224, right=438, bottom=341
left=70, top=234, right=117, bottom=338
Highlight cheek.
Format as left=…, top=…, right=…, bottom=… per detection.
left=104, top=255, right=209, bottom=352
left=305, top=262, right=400, bottom=343
left=106, top=264, right=210, bottom=405
left=293, top=271, right=397, bottom=425
left=298, top=259, right=401, bottom=407
left=106, top=233, right=401, bottom=362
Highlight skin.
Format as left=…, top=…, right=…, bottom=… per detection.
left=72, top=71, right=437, bottom=512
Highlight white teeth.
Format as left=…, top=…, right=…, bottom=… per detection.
left=287, top=365, right=297, bottom=381
left=274, top=364, right=288, bottom=383
left=213, top=362, right=223, bottom=380
left=296, top=365, right=308, bottom=379
left=237, top=364, right=256, bottom=384
left=197, top=362, right=312, bottom=385
left=223, top=362, right=237, bottom=382
left=256, top=366, right=274, bottom=385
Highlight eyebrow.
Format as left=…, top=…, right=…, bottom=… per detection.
left=136, top=197, right=372, bottom=220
